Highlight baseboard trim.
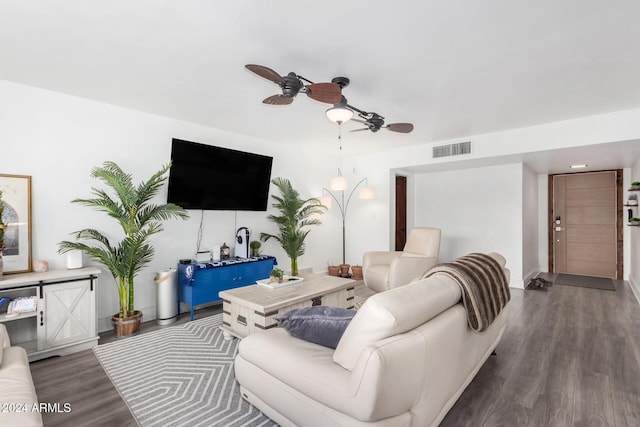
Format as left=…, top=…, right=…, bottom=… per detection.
left=510, top=278, right=525, bottom=289
left=629, top=276, right=640, bottom=305
left=524, top=268, right=540, bottom=283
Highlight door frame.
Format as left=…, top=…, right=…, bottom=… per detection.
left=547, top=169, right=623, bottom=279
left=395, top=175, right=407, bottom=251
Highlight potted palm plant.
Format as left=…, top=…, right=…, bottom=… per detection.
left=260, top=177, right=326, bottom=276
left=58, top=161, right=188, bottom=337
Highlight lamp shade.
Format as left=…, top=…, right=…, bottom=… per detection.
left=359, top=186, right=375, bottom=199
left=318, top=196, right=332, bottom=209
left=325, top=107, right=354, bottom=124
left=330, top=175, right=348, bottom=191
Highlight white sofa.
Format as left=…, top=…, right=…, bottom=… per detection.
left=235, top=253, right=510, bottom=427
left=0, top=324, right=43, bottom=426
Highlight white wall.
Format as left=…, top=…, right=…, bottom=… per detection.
left=537, top=174, right=549, bottom=272
left=0, top=80, right=341, bottom=331
left=522, top=164, right=539, bottom=284
left=348, top=108, right=640, bottom=289
left=413, top=163, right=524, bottom=287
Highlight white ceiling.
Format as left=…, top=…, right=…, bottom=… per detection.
left=1, top=1, right=640, bottom=168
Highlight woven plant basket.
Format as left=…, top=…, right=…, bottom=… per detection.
left=112, top=311, right=143, bottom=338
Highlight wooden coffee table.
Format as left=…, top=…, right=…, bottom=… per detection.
left=219, top=273, right=356, bottom=340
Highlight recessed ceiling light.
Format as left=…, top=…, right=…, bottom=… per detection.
left=570, top=164, right=588, bottom=169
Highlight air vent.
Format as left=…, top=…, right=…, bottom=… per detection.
left=432, top=141, right=471, bottom=158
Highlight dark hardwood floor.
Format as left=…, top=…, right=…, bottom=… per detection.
left=30, top=304, right=222, bottom=427
left=29, top=279, right=640, bottom=426
left=441, top=274, right=640, bottom=427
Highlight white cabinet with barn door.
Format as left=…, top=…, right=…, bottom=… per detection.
left=37, top=276, right=96, bottom=351
left=0, top=267, right=99, bottom=361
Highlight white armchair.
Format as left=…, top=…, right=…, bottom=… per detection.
left=363, top=227, right=441, bottom=293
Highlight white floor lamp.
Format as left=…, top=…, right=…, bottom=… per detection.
left=320, top=170, right=374, bottom=265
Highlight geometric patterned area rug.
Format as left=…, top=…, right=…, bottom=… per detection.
left=93, top=314, right=277, bottom=427
left=555, top=273, right=616, bottom=291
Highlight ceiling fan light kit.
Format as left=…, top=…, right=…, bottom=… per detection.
left=246, top=64, right=413, bottom=134
left=325, top=106, right=354, bottom=124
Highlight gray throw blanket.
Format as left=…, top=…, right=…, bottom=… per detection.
left=422, top=253, right=510, bottom=332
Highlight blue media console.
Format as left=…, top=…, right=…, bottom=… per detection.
left=178, top=255, right=277, bottom=321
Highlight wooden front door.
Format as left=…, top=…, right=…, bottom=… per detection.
left=395, top=175, right=407, bottom=251
left=551, top=171, right=619, bottom=278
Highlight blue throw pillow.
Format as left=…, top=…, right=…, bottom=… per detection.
left=276, top=306, right=356, bottom=349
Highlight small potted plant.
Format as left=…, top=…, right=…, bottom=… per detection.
left=339, top=263, right=351, bottom=277
left=351, top=265, right=363, bottom=280
left=631, top=181, right=640, bottom=190
left=327, top=263, right=340, bottom=277
left=629, top=217, right=640, bottom=226
left=270, top=267, right=284, bottom=283
left=250, top=240, right=262, bottom=257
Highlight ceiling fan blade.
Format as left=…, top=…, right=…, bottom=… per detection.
left=306, top=83, right=342, bottom=104
left=386, top=123, right=414, bottom=133
left=246, top=64, right=285, bottom=84
left=350, top=127, right=370, bottom=132
left=351, top=118, right=368, bottom=124
left=263, top=94, right=294, bottom=105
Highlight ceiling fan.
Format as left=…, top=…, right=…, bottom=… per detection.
left=245, top=64, right=342, bottom=105
left=246, top=65, right=413, bottom=134
left=349, top=111, right=414, bottom=134
left=327, top=77, right=414, bottom=134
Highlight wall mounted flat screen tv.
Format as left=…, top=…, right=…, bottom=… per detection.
left=167, top=139, right=273, bottom=211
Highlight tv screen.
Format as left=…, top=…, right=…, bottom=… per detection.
left=167, top=139, right=273, bottom=211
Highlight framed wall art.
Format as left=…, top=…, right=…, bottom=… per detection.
left=0, top=174, right=32, bottom=273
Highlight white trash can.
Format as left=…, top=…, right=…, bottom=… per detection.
left=154, top=268, right=177, bottom=326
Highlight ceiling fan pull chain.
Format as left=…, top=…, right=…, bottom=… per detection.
left=338, top=123, right=343, bottom=150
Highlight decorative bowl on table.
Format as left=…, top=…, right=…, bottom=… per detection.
left=257, top=276, right=304, bottom=288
